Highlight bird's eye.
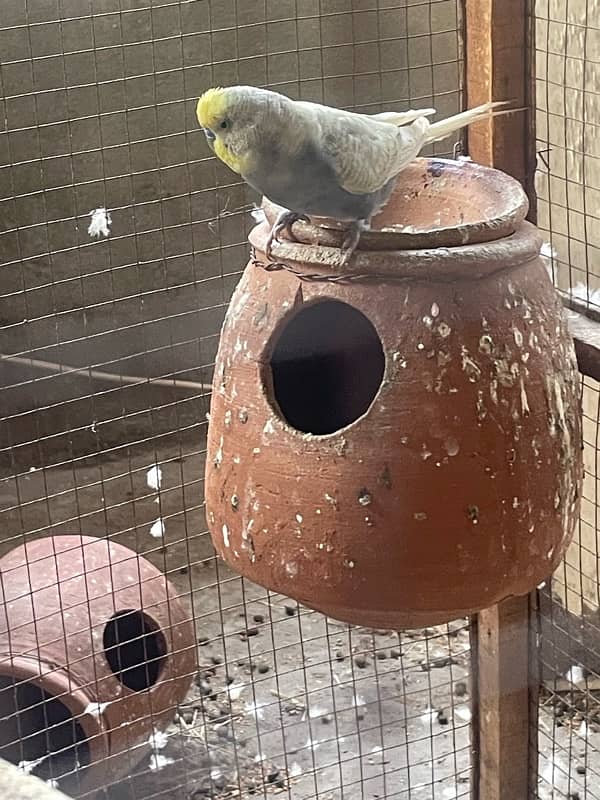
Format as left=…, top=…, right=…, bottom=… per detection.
left=220, top=119, right=229, bottom=129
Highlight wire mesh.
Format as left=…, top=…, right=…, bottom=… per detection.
left=536, top=376, right=600, bottom=800
left=0, top=1, right=469, bottom=798
left=533, top=0, right=600, bottom=797
left=534, top=0, right=600, bottom=311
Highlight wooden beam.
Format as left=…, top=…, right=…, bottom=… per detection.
left=473, top=596, right=534, bottom=800
left=465, top=0, right=535, bottom=208
left=465, top=3, right=538, bottom=797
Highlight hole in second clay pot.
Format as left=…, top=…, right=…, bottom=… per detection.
left=103, top=609, right=167, bottom=692
left=267, top=300, right=385, bottom=435
left=0, top=675, right=90, bottom=784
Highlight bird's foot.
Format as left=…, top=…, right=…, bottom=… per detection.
left=265, top=211, right=310, bottom=260
left=339, top=220, right=368, bottom=266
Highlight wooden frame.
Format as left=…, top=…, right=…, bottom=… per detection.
left=465, top=0, right=600, bottom=795
left=465, top=1, right=539, bottom=798
left=465, top=0, right=536, bottom=208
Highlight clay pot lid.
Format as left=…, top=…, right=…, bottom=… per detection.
left=261, top=157, right=529, bottom=252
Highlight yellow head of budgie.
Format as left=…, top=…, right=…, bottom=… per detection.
left=196, top=87, right=227, bottom=131
left=196, top=87, right=249, bottom=174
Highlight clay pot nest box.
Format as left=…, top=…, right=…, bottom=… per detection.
left=205, top=157, right=583, bottom=630
left=0, top=536, right=196, bottom=793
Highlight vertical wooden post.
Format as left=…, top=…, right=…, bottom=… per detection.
left=472, top=597, right=537, bottom=800
left=465, top=0, right=536, bottom=213
left=465, top=2, right=538, bottom=798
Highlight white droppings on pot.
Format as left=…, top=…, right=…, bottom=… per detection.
left=414, top=511, right=427, bottom=521
left=421, top=445, right=432, bottom=460
left=224, top=409, right=232, bottom=426
left=437, top=322, right=451, bottom=338
left=444, top=437, right=460, bottom=457
left=513, top=326, right=524, bottom=348
left=358, top=489, right=372, bottom=507
left=85, top=701, right=110, bottom=719
left=417, top=342, right=425, bottom=351
left=286, top=561, right=298, bottom=577
left=252, top=447, right=261, bottom=455
left=519, top=376, right=530, bottom=416
left=422, top=315, right=433, bottom=328
left=295, top=513, right=303, bottom=524
left=263, top=418, right=275, bottom=435
left=214, top=436, right=224, bottom=468
left=553, top=375, right=571, bottom=454
left=554, top=491, right=561, bottom=509
left=489, top=379, right=499, bottom=405
left=222, top=524, right=230, bottom=548
left=461, top=347, right=481, bottom=382
left=476, top=391, right=487, bottom=421
left=479, top=334, right=493, bottom=354
left=431, top=302, right=440, bottom=318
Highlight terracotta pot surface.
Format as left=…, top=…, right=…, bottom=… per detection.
left=205, top=158, right=583, bottom=629
left=0, top=536, right=196, bottom=792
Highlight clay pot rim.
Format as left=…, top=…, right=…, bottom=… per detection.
left=0, top=655, right=109, bottom=760
left=260, top=157, right=529, bottom=254
left=250, top=221, right=543, bottom=281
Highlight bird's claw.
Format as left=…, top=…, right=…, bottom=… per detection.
left=339, top=222, right=364, bottom=266
left=265, top=212, right=310, bottom=260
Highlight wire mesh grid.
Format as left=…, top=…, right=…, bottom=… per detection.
left=0, top=0, right=470, bottom=798
left=535, top=376, right=600, bottom=800
left=533, top=0, right=600, bottom=797
left=534, top=0, right=600, bottom=312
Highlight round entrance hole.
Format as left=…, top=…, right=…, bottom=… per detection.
left=0, top=676, right=90, bottom=783
left=267, top=300, right=385, bottom=435
left=103, top=609, right=167, bottom=692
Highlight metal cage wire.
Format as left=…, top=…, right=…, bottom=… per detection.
left=534, top=0, right=600, bottom=797
left=0, top=1, right=471, bottom=799
left=5, top=0, right=600, bottom=798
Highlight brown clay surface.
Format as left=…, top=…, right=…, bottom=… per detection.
left=205, top=160, right=583, bottom=629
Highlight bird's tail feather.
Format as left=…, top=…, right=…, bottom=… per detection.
left=424, top=100, right=515, bottom=144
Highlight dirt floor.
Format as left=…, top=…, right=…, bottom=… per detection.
left=0, top=438, right=597, bottom=800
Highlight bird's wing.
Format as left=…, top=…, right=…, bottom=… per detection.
left=317, top=112, right=430, bottom=196
left=294, top=99, right=435, bottom=126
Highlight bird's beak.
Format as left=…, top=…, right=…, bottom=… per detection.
left=203, top=128, right=216, bottom=144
